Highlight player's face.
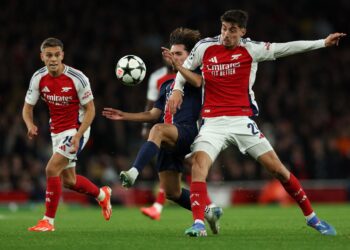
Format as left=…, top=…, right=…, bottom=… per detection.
left=221, top=21, right=246, bottom=49
left=40, top=46, right=64, bottom=76
left=170, top=44, right=189, bottom=70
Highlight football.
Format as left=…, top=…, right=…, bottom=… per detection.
left=115, top=55, right=146, bottom=86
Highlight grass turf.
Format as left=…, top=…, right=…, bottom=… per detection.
left=0, top=204, right=349, bottom=250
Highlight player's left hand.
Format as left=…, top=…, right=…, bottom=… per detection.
left=70, top=133, right=81, bottom=154
left=325, top=32, right=346, bottom=47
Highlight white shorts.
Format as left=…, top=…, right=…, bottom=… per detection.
left=191, top=116, right=273, bottom=162
left=51, top=127, right=91, bottom=169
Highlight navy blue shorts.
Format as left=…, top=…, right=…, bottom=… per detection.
left=156, top=124, right=198, bottom=173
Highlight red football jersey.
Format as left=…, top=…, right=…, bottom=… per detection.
left=25, top=65, right=94, bottom=133
left=175, top=35, right=324, bottom=118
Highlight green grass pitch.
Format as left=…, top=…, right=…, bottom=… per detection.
left=0, top=204, right=349, bottom=250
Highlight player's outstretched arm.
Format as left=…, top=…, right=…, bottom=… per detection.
left=102, top=107, right=162, bottom=122
left=161, top=47, right=202, bottom=87
left=22, top=102, right=38, bottom=140
left=273, top=32, right=346, bottom=59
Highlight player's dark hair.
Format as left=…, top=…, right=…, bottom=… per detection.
left=40, top=37, right=64, bottom=51
left=169, top=28, right=201, bottom=52
left=221, top=10, right=248, bottom=28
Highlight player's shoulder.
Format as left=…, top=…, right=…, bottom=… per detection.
left=240, top=37, right=263, bottom=47
left=64, top=65, right=90, bottom=87
left=193, top=35, right=221, bottom=52
left=65, top=65, right=88, bottom=78
left=32, top=66, right=48, bottom=79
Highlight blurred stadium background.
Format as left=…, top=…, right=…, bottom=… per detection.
left=0, top=0, right=350, bottom=208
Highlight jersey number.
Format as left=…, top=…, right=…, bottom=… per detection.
left=62, top=136, right=73, bottom=146
left=247, top=122, right=259, bottom=135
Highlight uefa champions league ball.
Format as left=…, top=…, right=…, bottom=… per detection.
left=115, top=55, right=146, bottom=86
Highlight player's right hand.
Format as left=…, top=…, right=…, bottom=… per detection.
left=102, top=107, right=124, bottom=120
left=168, top=90, right=183, bottom=114
left=161, top=47, right=176, bottom=69
left=27, top=125, right=38, bottom=140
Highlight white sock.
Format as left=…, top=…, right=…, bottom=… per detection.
left=194, top=219, right=205, bottom=225
left=97, top=188, right=106, bottom=201
left=128, top=167, right=139, bottom=181
left=153, top=202, right=163, bottom=213
left=305, top=212, right=316, bottom=222
left=43, top=216, right=54, bottom=225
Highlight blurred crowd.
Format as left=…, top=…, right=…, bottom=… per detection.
left=1, top=0, right=350, bottom=197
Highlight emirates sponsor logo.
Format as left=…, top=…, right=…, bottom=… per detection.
left=42, top=93, right=73, bottom=105
left=206, top=62, right=240, bottom=77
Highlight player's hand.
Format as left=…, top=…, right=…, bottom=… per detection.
left=325, top=32, right=346, bottom=47
left=168, top=90, right=183, bottom=114
left=102, top=107, right=125, bottom=120
left=70, top=133, right=81, bottom=154
left=27, top=124, right=38, bottom=140
left=161, top=47, right=177, bottom=69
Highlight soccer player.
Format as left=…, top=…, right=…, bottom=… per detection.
left=23, top=38, right=112, bottom=232
left=140, top=64, right=175, bottom=220
left=103, top=27, right=223, bottom=234
left=165, top=10, right=346, bottom=237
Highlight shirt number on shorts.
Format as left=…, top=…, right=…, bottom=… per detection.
left=62, top=136, right=73, bottom=146
left=247, top=122, right=259, bottom=135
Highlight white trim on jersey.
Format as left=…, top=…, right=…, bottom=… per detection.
left=146, top=66, right=168, bottom=101
left=25, top=67, right=48, bottom=105
left=65, top=66, right=94, bottom=106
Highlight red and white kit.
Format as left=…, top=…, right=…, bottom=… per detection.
left=25, top=65, right=94, bottom=167
left=175, top=36, right=325, bottom=161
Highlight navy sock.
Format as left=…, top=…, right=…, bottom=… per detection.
left=173, top=188, right=191, bottom=211
left=132, top=141, right=159, bottom=172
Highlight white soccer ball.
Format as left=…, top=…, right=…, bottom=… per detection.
left=115, top=55, right=146, bottom=86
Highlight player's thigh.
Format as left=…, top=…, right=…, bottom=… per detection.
left=51, top=128, right=90, bottom=169
left=190, top=117, right=228, bottom=163
left=150, top=124, right=178, bottom=147
left=46, top=152, right=70, bottom=176
left=226, top=117, right=273, bottom=158
left=159, top=171, right=182, bottom=198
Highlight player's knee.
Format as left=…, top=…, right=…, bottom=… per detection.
left=191, top=154, right=206, bottom=172
left=149, top=124, right=164, bottom=138
left=45, top=165, right=59, bottom=177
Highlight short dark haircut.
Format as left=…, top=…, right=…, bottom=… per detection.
left=169, top=27, right=201, bottom=52
left=220, top=10, right=248, bottom=28
left=40, top=37, right=64, bottom=52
